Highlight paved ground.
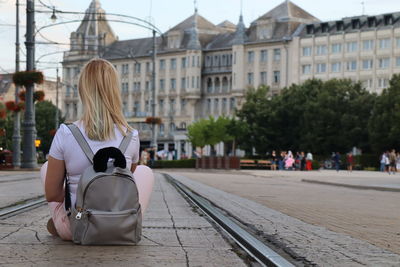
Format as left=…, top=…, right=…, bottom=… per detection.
left=166, top=169, right=400, bottom=258
left=0, top=171, right=43, bottom=209
left=0, top=173, right=246, bottom=266
left=167, top=170, right=400, bottom=266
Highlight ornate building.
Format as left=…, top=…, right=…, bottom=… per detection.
left=62, top=0, right=400, bottom=157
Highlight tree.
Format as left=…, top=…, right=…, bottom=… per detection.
left=187, top=118, right=208, bottom=155
left=368, top=74, right=400, bottom=152
left=35, top=100, right=64, bottom=155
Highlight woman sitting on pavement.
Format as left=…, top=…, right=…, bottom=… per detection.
left=41, top=58, right=155, bottom=240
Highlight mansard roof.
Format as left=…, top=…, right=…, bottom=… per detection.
left=102, top=37, right=156, bottom=60
left=167, top=13, right=220, bottom=34
left=298, top=12, right=400, bottom=37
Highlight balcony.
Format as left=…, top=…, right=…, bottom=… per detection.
left=202, top=65, right=232, bottom=75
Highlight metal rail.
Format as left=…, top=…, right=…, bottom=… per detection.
left=0, top=197, right=46, bottom=219
left=163, top=173, right=295, bottom=267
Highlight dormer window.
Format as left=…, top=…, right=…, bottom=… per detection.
left=258, top=26, right=272, bottom=39
left=351, top=19, right=360, bottom=29
left=367, top=17, right=376, bottom=27
left=336, top=21, right=344, bottom=31
left=384, top=15, right=393, bottom=26
left=306, top=24, right=315, bottom=34
left=321, top=23, right=329, bottom=33
left=167, top=33, right=181, bottom=49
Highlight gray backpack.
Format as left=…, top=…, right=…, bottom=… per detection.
left=66, top=124, right=142, bottom=245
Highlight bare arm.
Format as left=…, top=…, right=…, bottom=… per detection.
left=131, top=163, right=137, bottom=173
left=45, top=156, right=66, bottom=203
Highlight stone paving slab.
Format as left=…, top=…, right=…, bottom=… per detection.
left=0, top=173, right=246, bottom=267
left=167, top=172, right=400, bottom=266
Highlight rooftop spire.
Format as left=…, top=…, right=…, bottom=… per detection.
left=233, top=13, right=246, bottom=45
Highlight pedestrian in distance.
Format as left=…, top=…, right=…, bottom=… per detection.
left=41, top=58, right=155, bottom=240
left=385, top=151, right=390, bottom=174
left=389, top=149, right=397, bottom=174
left=346, top=152, right=354, bottom=172
left=271, top=150, right=277, bottom=170
left=334, top=152, right=341, bottom=172
left=380, top=152, right=387, bottom=172
left=306, top=151, right=313, bottom=170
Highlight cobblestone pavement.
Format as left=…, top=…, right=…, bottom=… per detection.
left=166, top=170, right=400, bottom=266
left=0, top=173, right=246, bottom=266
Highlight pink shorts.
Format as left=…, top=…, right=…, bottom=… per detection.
left=40, top=163, right=154, bottom=240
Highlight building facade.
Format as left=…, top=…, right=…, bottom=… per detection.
left=62, top=0, right=400, bottom=157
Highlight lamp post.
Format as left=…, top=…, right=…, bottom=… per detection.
left=151, top=30, right=157, bottom=150
left=12, top=0, right=21, bottom=168
left=55, top=67, right=59, bottom=129
left=21, top=0, right=37, bottom=168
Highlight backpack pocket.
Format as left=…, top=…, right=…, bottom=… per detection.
left=81, top=208, right=141, bottom=245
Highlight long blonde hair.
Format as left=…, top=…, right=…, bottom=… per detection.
left=78, top=58, right=131, bottom=140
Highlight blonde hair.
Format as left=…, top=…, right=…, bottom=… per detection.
left=78, top=58, right=131, bottom=140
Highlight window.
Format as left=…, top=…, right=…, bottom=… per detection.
left=260, top=71, right=267, bottom=84
left=145, top=81, right=150, bottom=91
left=273, top=49, right=281, bottom=61
left=159, top=59, right=165, bottom=70
left=214, top=98, right=219, bottom=114
left=302, top=64, right=311, bottom=74
left=181, top=57, right=187, bottom=68
left=346, top=60, right=357, bottom=71
left=66, top=85, right=71, bottom=97
left=181, top=77, right=186, bottom=89
left=362, top=79, right=373, bottom=89
left=169, top=98, right=176, bottom=115
left=379, top=38, right=391, bottom=49
left=134, top=63, right=140, bottom=74
left=170, top=58, right=177, bottom=70
left=302, top=46, right=312, bottom=56
left=396, top=38, right=400, bottom=48
left=74, top=67, right=79, bottom=77
left=170, top=78, right=176, bottom=90
left=159, top=99, right=164, bottom=114
left=378, top=78, right=389, bottom=88
left=145, top=100, right=149, bottom=113
left=169, top=122, right=176, bottom=133
left=73, top=85, right=78, bottom=97
left=192, top=56, right=195, bottom=67
left=192, top=76, right=195, bottom=88
left=247, top=72, right=254, bottom=85
left=331, top=43, right=342, bottom=54
left=273, top=71, right=280, bottom=84
left=331, top=62, right=341, bottom=72
left=181, top=99, right=186, bottom=113
left=260, top=50, right=268, bottom=62
left=133, top=101, right=140, bottom=115
left=122, top=64, right=129, bottom=74
left=146, top=62, right=151, bottom=73
left=230, top=97, right=236, bottom=111
left=316, top=63, right=326, bottom=73
left=362, top=40, right=374, bottom=51
left=396, top=57, right=400, bottom=67
left=196, top=76, right=200, bottom=88
left=122, top=82, right=129, bottom=93
left=247, top=51, right=254, bottom=63
left=159, top=124, right=164, bottom=136
left=362, top=59, right=373, bottom=70
left=207, top=99, right=211, bottom=113
left=346, top=41, right=358, bottom=52
left=378, top=58, right=390, bottom=69
left=159, top=79, right=165, bottom=90
left=316, top=45, right=327, bottom=55
left=222, top=98, right=227, bottom=114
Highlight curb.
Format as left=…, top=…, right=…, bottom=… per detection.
left=301, top=179, right=400, bottom=193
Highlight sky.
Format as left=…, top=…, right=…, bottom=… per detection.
left=0, top=0, right=399, bottom=79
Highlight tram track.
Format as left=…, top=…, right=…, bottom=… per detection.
left=0, top=196, right=46, bottom=220
left=163, top=173, right=295, bottom=267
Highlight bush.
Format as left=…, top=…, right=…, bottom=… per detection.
left=312, top=160, right=320, bottom=170
left=152, top=159, right=196, bottom=169
left=355, top=154, right=379, bottom=169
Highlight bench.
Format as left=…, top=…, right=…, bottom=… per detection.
left=240, top=159, right=257, bottom=168
left=257, top=160, right=272, bottom=169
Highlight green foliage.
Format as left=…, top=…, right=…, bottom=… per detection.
left=312, top=160, right=320, bottom=170
left=368, top=74, right=400, bottom=152
left=187, top=118, right=208, bottom=149
left=35, top=100, right=64, bottom=154
left=236, top=79, right=376, bottom=155
left=152, top=159, right=196, bottom=168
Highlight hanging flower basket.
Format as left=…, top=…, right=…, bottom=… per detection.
left=0, top=110, right=6, bottom=119
left=13, top=71, right=44, bottom=87
left=5, top=101, right=25, bottom=112
left=145, top=116, right=162, bottom=125
left=19, top=90, right=45, bottom=102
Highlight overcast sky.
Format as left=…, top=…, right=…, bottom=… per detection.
left=0, top=0, right=399, bottom=78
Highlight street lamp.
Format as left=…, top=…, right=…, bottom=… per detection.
left=50, top=7, right=57, bottom=23
left=13, top=0, right=21, bottom=168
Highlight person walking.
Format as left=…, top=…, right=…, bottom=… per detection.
left=380, top=152, right=387, bottom=172
left=389, top=149, right=397, bottom=174
left=346, top=152, right=354, bottom=172
left=334, top=152, right=341, bottom=172
left=306, top=151, right=313, bottom=170
left=271, top=150, right=277, bottom=170
left=41, top=59, right=155, bottom=240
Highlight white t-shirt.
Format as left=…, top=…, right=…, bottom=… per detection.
left=49, top=121, right=140, bottom=207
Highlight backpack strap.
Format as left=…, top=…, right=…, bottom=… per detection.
left=67, top=124, right=95, bottom=164
left=118, top=130, right=133, bottom=154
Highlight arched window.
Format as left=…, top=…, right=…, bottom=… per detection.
left=222, top=77, right=228, bottom=92
left=207, top=78, right=213, bottom=93
left=169, top=122, right=176, bottom=133
left=180, top=122, right=187, bottom=129
left=214, top=77, right=220, bottom=93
